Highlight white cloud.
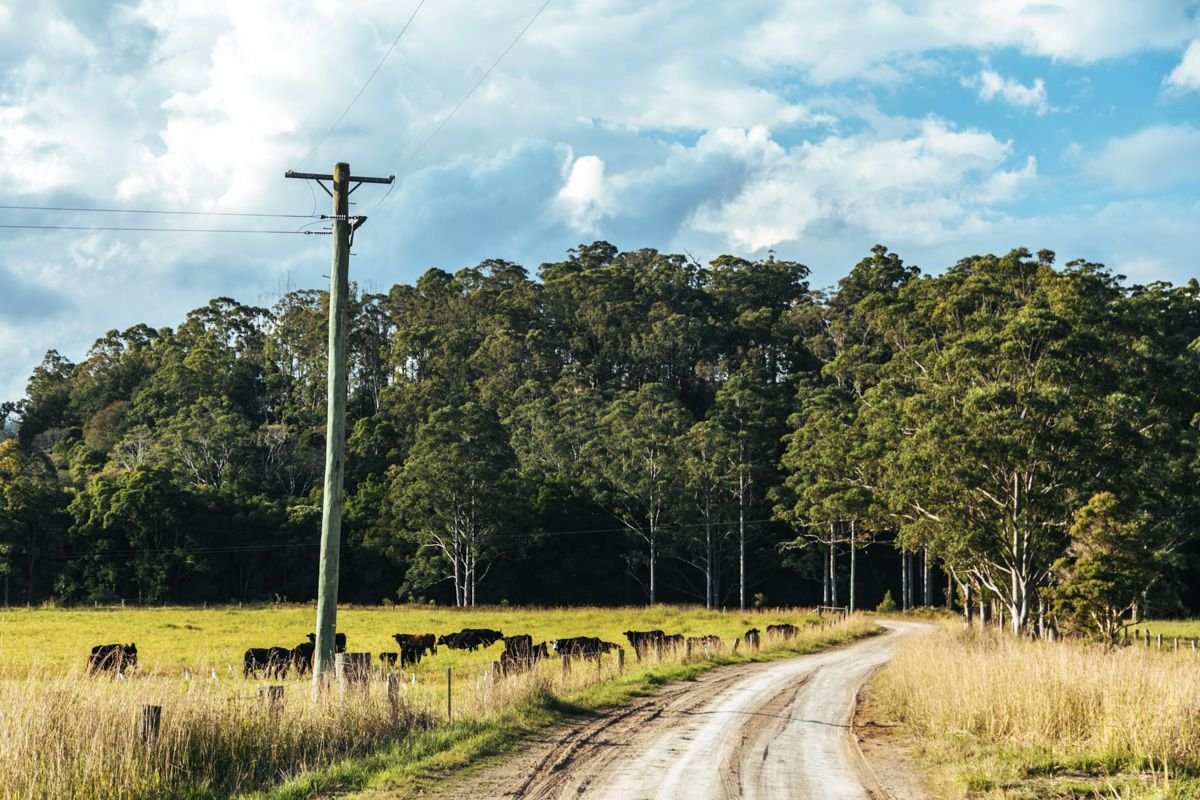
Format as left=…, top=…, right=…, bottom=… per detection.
left=972, top=69, right=1049, bottom=115
left=741, top=0, right=1197, bottom=83
left=599, top=119, right=1034, bottom=252
left=1087, top=125, right=1200, bottom=192
left=556, top=154, right=609, bottom=234
left=1165, top=39, right=1200, bottom=93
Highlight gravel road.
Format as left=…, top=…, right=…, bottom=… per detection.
left=464, top=621, right=927, bottom=800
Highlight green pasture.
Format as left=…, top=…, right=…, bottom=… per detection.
left=1130, top=618, right=1200, bottom=641
left=0, top=603, right=823, bottom=677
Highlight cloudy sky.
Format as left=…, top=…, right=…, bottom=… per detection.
left=2, top=0, right=1199, bottom=402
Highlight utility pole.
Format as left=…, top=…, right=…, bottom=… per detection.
left=285, top=163, right=394, bottom=692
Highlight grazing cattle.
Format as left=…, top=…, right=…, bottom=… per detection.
left=499, top=641, right=549, bottom=676
left=743, top=628, right=761, bottom=651
left=766, top=623, right=798, bottom=641
left=552, top=636, right=620, bottom=660
left=623, top=629, right=666, bottom=661
left=504, top=634, right=534, bottom=656
left=379, top=652, right=399, bottom=667
left=244, top=646, right=291, bottom=679
left=291, top=641, right=315, bottom=676
left=437, top=628, right=504, bottom=651
left=686, top=635, right=723, bottom=657
left=663, top=633, right=685, bottom=651
left=88, top=643, right=137, bottom=676
left=307, top=631, right=347, bottom=653
left=393, top=632, right=437, bottom=655
left=393, top=632, right=437, bottom=667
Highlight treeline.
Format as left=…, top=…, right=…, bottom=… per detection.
left=1, top=242, right=1198, bottom=634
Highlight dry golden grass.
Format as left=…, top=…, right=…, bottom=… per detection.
left=0, top=604, right=871, bottom=799
left=874, top=625, right=1200, bottom=798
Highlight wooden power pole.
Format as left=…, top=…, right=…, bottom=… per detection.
left=286, top=163, right=394, bottom=691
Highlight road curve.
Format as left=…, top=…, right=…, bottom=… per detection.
left=474, top=621, right=927, bottom=800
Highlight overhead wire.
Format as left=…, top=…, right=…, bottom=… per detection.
left=372, top=0, right=553, bottom=210
left=0, top=223, right=329, bottom=235
left=0, top=203, right=319, bottom=219
left=295, top=0, right=427, bottom=170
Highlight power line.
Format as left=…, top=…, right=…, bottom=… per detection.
left=374, top=0, right=553, bottom=209
left=0, top=203, right=319, bottom=219
left=0, top=223, right=330, bottom=235
left=295, top=0, right=427, bottom=169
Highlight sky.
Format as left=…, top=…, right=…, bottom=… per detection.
left=2, top=0, right=1199, bottom=403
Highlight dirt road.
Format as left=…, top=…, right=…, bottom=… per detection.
left=464, top=621, right=927, bottom=800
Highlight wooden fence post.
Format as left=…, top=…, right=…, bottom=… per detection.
left=259, top=685, right=284, bottom=717
left=617, top=648, right=624, bottom=673
left=447, top=668, right=452, bottom=723
left=562, top=655, right=571, bottom=675
left=1157, top=634, right=1163, bottom=651
left=1174, top=637, right=1179, bottom=652
left=139, top=704, right=161, bottom=745
left=387, top=673, right=400, bottom=723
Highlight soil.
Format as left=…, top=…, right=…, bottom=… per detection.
left=376, top=621, right=932, bottom=800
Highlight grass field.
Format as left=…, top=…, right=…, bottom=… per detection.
left=0, top=603, right=875, bottom=799
left=873, top=622, right=1200, bottom=799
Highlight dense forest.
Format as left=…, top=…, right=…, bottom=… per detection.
left=2, top=242, right=1198, bottom=635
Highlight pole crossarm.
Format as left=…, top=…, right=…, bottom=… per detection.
left=286, top=170, right=395, bottom=197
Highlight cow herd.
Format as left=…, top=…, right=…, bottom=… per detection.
left=86, top=622, right=807, bottom=678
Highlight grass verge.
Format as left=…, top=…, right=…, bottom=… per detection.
left=871, top=624, right=1200, bottom=799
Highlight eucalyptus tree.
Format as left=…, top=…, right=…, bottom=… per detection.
left=867, top=250, right=1177, bottom=633
left=390, top=402, right=519, bottom=606
left=585, top=383, right=691, bottom=604
left=680, top=419, right=735, bottom=608
left=711, top=363, right=787, bottom=609
left=777, top=379, right=874, bottom=610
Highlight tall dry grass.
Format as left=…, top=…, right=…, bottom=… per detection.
left=0, top=608, right=872, bottom=799
left=874, top=626, right=1200, bottom=794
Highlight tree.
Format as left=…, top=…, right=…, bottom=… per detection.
left=680, top=420, right=734, bottom=609
left=1047, top=492, right=1171, bottom=644
left=712, top=364, right=787, bottom=609
left=585, top=383, right=691, bottom=604
left=390, top=403, right=519, bottom=606
left=0, top=440, right=68, bottom=604
left=777, top=380, right=871, bottom=610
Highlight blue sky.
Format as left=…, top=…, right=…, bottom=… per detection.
left=1, top=0, right=1199, bottom=402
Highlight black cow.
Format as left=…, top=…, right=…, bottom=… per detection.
left=499, top=641, right=549, bottom=676
left=552, top=636, right=619, bottom=660
left=766, top=623, right=798, bottom=641
left=503, top=634, right=533, bottom=656
left=379, top=651, right=399, bottom=667
left=663, top=633, right=685, bottom=651
left=306, top=631, right=347, bottom=653
left=244, top=646, right=291, bottom=679
left=437, top=628, right=504, bottom=651
left=624, top=629, right=665, bottom=661
left=393, top=632, right=437, bottom=655
left=291, top=641, right=315, bottom=676
left=393, top=632, right=437, bottom=667
left=88, top=643, right=137, bottom=676
left=742, top=628, right=761, bottom=652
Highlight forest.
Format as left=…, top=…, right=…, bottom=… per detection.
left=1, top=241, right=1198, bottom=635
